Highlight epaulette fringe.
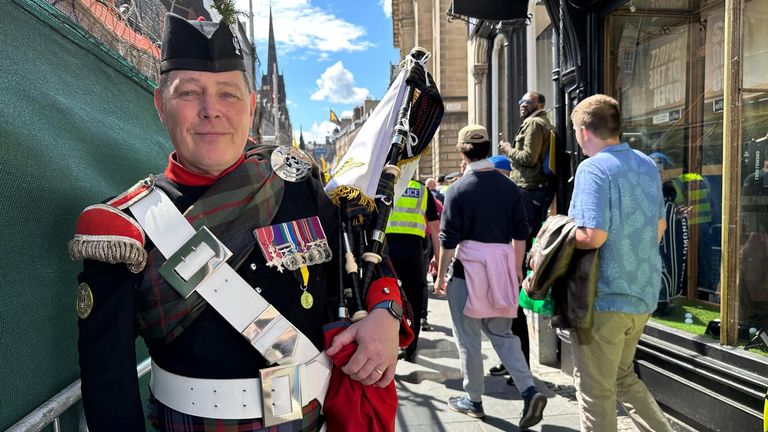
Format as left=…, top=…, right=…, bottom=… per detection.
left=68, top=237, right=147, bottom=273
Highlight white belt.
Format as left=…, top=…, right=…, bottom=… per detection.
left=130, top=188, right=331, bottom=424
left=150, top=361, right=265, bottom=419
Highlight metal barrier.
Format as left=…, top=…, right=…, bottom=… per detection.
left=7, top=358, right=152, bottom=432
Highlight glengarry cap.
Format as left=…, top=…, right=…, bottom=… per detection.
left=160, top=13, right=245, bottom=74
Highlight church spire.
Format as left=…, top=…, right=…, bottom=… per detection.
left=267, top=6, right=278, bottom=78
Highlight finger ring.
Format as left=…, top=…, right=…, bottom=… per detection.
left=374, top=368, right=384, bottom=375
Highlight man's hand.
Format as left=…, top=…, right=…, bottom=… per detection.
left=325, top=309, right=399, bottom=387
left=499, top=140, right=512, bottom=154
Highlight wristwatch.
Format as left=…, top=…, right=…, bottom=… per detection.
left=371, top=300, right=403, bottom=321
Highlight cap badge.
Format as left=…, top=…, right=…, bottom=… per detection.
left=232, top=34, right=242, bottom=55
left=76, top=283, right=94, bottom=319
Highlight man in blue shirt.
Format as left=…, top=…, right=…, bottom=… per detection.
left=568, top=94, right=672, bottom=432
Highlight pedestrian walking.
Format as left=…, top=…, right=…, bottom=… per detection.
left=568, top=94, right=673, bottom=432
left=434, top=124, right=547, bottom=429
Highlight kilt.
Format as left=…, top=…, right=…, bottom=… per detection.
left=148, top=397, right=323, bottom=432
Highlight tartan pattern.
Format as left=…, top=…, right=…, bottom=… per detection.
left=148, top=398, right=323, bottom=432
left=401, top=66, right=443, bottom=160
left=136, top=147, right=286, bottom=342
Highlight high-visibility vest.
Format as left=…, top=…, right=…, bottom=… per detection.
left=386, top=180, right=428, bottom=237
left=670, top=173, right=712, bottom=225
left=764, top=388, right=767, bottom=432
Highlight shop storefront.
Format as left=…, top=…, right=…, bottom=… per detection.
left=458, top=0, right=768, bottom=429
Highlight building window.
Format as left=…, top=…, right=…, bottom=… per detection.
left=738, top=0, right=768, bottom=334
left=606, top=2, right=724, bottom=313
left=606, top=0, right=768, bottom=344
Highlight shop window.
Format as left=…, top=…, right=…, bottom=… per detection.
left=607, top=0, right=768, bottom=346
left=738, top=0, right=768, bottom=337
left=606, top=1, right=724, bottom=314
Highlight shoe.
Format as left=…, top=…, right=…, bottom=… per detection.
left=420, top=318, right=432, bottom=331
left=447, top=395, right=485, bottom=419
left=397, top=349, right=406, bottom=360
left=488, top=363, right=508, bottom=376
left=519, top=386, right=547, bottom=429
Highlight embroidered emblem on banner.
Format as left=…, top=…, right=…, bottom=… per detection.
left=76, top=283, right=94, bottom=319
left=271, top=146, right=312, bottom=182
left=253, top=216, right=333, bottom=272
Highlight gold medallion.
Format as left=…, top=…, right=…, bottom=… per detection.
left=76, top=283, right=94, bottom=319
left=300, top=291, right=314, bottom=309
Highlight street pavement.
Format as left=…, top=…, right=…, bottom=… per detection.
left=393, top=291, right=644, bottom=432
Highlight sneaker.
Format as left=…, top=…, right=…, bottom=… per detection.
left=488, top=363, right=508, bottom=376
left=447, top=395, right=485, bottom=419
left=420, top=318, right=432, bottom=331
left=519, top=386, right=547, bottom=429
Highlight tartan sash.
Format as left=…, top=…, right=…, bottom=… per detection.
left=136, top=147, right=285, bottom=343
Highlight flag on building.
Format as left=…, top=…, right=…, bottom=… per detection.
left=329, top=109, right=341, bottom=126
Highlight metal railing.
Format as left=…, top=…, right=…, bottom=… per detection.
left=7, top=358, right=152, bottom=432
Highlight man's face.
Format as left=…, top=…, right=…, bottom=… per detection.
left=519, top=93, right=540, bottom=119
left=154, top=70, right=256, bottom=176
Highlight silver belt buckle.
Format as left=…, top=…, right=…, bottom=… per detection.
left=260, top=363, right=303, bottom=426
left=159, top=227, right=233, bottom=298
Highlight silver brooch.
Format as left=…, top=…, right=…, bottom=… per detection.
left=271, top=146, right=312, bottom=182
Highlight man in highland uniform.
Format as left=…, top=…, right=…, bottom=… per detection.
left=70, top=12, right=409, bottom=431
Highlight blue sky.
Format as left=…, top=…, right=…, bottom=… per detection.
left=231, top=0, right=400, bottom=143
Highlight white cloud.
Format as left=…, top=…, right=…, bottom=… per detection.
left=232, top=0, right=373, bottom=55
left=303, top=120, right=338, bottom=143
left=340, top=110, right=353, bottom=119
left=379, top=0, right=391, bottom=18
left=310, top=61, right=370, bottom=104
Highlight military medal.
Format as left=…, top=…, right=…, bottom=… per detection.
left=254, top=216, right=333, bottom=274
left=300, top=290, right=313, bottom=309
left=271, top=145, right=312, bottom=182
left=299, top=265, right=313, bottom=309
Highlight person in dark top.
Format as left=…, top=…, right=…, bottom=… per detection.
left=385, top=177, right=440, bottom=362
left=69, top=13, right=407, bottom=432
left=433, top=124, right=547, bottom=428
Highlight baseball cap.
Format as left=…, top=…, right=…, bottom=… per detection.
left=458, top=124, right=489, bottom=144
left=488, top=155, right=512, bottom=171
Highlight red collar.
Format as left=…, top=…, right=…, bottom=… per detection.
left=164, top=152, right=245, bottom=186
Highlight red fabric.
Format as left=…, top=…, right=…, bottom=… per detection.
left=107, top=181, right=152, bottom=209
left=74, top=204, right=145, bottom=245
left=322, top=322, right=397, bottom=432
left=366, top=277, right=414, bottom=348
left=164, top=152, right=245, bottom=186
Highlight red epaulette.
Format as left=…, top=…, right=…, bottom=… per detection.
left=68, top=176, right=155, bottom=273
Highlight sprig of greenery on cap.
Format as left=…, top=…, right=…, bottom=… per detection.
left=210, top=0, right=240, bottom=25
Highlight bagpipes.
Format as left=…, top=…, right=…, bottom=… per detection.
left=325, top=47, right=444, bottom=321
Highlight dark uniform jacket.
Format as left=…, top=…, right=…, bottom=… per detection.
left=75, top=153, right=406, bottom=431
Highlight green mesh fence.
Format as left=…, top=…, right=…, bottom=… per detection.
left=0, top=0, right=171, bottom=428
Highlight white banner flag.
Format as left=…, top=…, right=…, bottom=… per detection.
left=324, top=67, right=409, bottom=209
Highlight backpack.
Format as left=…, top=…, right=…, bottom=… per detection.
left=541, top=129, right=557, bottom=176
